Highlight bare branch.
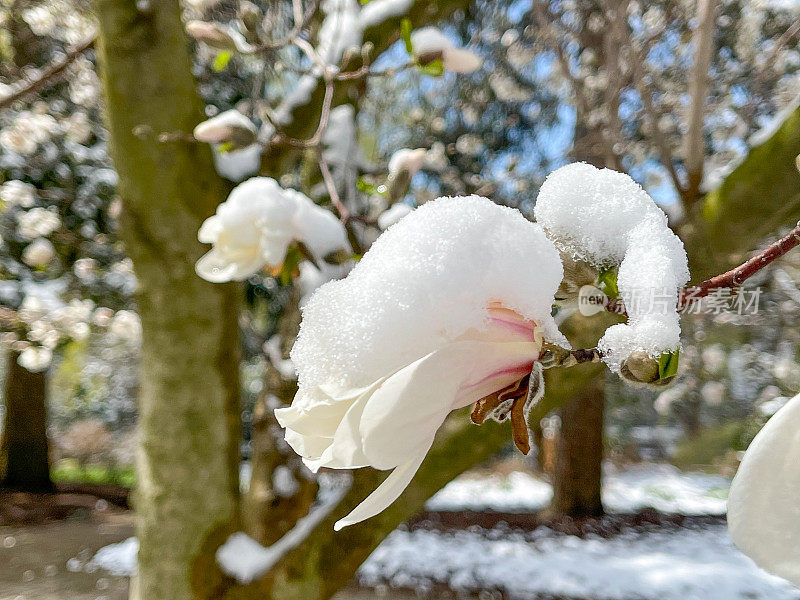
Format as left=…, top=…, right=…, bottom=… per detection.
left=683, top=0, right=719, bottom=201
left=679, top=221, right=800, bottom=308
left=0, top=37, right=95, bottom=111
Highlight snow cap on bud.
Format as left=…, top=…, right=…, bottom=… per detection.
left=186, top=20, right=254, bottom=53
left=194, top=109, right=257, bottom=150
left=411, top=27, right=483, bottom=74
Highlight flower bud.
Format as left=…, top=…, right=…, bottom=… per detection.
left=194, top=109, right=257, bottom=150
left=186, top=20, right=253, bottom=53
left=620, top=350, right=671, bottom=386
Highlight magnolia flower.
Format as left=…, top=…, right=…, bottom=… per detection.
left=22, top=238, right=54, bottom=267
left=193, top=109, right=257, bottom=150
left=276, top=195, right=565, bottom=530
left=410, top=27, right=483, bottom=74
left=728, top=392, right=800, bottom=586
left=196, top=177, right=349, bottom=282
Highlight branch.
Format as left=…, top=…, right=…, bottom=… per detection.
left=678, top=220, right=800, bottom=308
left=683, top=0, right=719, bottom=201
left=0, top=37, right=95, bottom=110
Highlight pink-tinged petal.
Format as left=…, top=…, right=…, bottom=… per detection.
left=333, top=449, right=428, bottom=531
left=360, top=340, right=540, bottom=469
left=728, top=392, right=800, bottom=586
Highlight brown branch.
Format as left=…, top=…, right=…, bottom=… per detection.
left=678, top=221, right=800, bottom=308
left=0, top=37, right=95, bottom=111
left=317, top=153, right=350, bottom=222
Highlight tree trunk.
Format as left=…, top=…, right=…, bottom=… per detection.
left=0, top=351, right=52, bottom=492
left=550, top=375, right=604, bottom=517
left=94, top=1, right=241, bottom=598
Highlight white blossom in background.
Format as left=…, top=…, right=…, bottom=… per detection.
left=193, top=109, right=257, bottom=149
left=17, top=207, right=61, bottom=240
left=728, top=392, right=800, bottom=586
left=22, top=238, right=55, bottom=267
left=321, top=105, right=360, bottom=167
left=0, top=110, right=58, bottom=155
left=212, top=144, right=262, bottom=182
left=0, top=180, right=36, bottom=209
left=276, top=196, right=566, bottom=530
left=196, top=177, right=349, bottom=283
left=194, top=109, right=264, bottom=182
left=410, top=27, right=483, bottom=74
left=535, top=163, right=689, bottom=375
left=388, top=148, right=427, bottom=178
left=377, top=203, right=412, bottom=229
left=317, top=0, right=362, bottom=65
left=109, top=310, right=142, bottom=345
left=18, top=345, right=53, bottom=372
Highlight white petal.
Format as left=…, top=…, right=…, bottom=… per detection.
left=333, top=450, right=427, bottom=531
left=728, top=392, right=800, bottom=586
left=443, top=48, right=483, bottom=73
left=195, top=248, right=264, bottom=282
left=198, top=216, right=222, bottom=243
left=360, top=340, right=538, bottom=469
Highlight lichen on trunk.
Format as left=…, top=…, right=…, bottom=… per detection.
left=93, top=0, right=241, bottom=598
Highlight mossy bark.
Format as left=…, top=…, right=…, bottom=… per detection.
left=686, top=106, right=800, bottom=280
left=93, top=1, right=241, bottom=598
left=0, top=351, right=52, bottom=492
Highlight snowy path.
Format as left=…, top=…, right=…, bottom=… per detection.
left=426, top=463, right=730, bottom=515
left=358, top=525, right=799, bottom=600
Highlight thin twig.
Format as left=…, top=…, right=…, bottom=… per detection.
left=0, top=37, right=95, bottom=110
left=317, top=153, right=350, bottom=222
left=678, top=221, right=800, bottom=308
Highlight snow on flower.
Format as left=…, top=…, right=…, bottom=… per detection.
left=22, top=238, right=55, bottom=267
left=196, top=177, right=350, bottom=283
left=17, top=207, right=61, bottom=240
left=0, top=180, right=36, bottom=209
left=728, top=392, right=800, bottom=586
left=534, top=163, right=689, bottom=376
left=276, top=195, right=566, bottom=530
left=410, top=27, right=483, bottom=74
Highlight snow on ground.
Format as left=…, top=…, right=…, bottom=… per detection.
left=426, top=463, right=730, bottom=515
left=89, top=463, right=752, bottom=600
left=358, top=525, right=799, bottom=600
